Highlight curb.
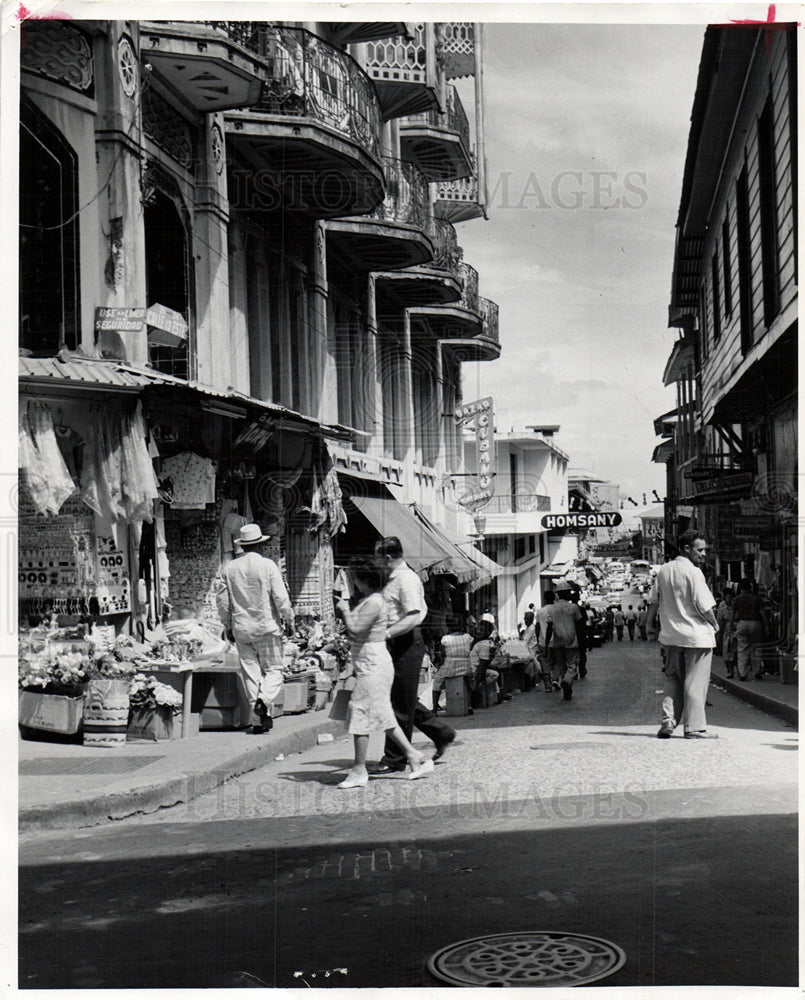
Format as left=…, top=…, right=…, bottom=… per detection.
left=710, top=673, right=798, bottom=727
left=19, top=716, right=347, bottom=834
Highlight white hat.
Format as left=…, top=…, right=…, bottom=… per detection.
left=238, top=523, right=270, bottom=546
left=481, top=612, right=496, bottom=624
left=553, top=577, right=573, bottom=593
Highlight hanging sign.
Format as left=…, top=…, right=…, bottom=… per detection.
left=95, top=306, right=145, bottom=333
left=455, top=396, right=495, bottom=511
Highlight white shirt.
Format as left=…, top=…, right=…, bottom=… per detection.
left=215, top=550, right=293, bottom=643
left=648, top=556, right=716, bottom=649
left=383, top=561, right=427, bottom=629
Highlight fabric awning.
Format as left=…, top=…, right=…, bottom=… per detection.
left=439, top=525, right=504, bottom=592
left=350, top=496, right=477, bottom=582
left=410, top=507, right=493, bottom=587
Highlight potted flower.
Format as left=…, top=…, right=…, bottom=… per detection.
left=127, top=673, right=184, bottom=741
left=18, top=650, right=92, bottom=736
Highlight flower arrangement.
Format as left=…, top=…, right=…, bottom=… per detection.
left=19, top=650, right=92, bottom=695
left=89, top=634, right=141, bottom=679
left=128, top=673, right=183, bottom=711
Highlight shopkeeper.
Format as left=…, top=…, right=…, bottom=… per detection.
left=215, top=523, right=295, bottom=734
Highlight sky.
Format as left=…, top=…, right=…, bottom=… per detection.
left=457, top=20, right=706, bottom=502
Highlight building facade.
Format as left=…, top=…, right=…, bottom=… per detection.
left=656, top=24, right=797, bottom=644
left=18, top=19, right=500, bottom=630
left=463, top=425, right=575, bottom=635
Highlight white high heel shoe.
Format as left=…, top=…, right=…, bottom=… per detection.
left=338, top=772, right=369, bottom=789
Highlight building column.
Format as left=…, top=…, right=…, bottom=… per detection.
left=366, top=275, right=385, bottom=459
left=193, top=113, right=231, bottom=389
left=496, top=560, right=518, bottom=637
left=313, top=222, right=338, bottom=425
left=401, top=311, right=417, bottom=469
left=227, top=219, right=250, bottom=394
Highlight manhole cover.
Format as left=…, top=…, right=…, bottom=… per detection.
left=427, top=931, right=626, bottom=987
left=530, top=743, right=611, bottom=751
left=20, top=756, right=166, bottom=776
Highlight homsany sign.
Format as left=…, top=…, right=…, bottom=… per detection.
left=455, top=396, right=495, bottom=511
left=541, top=512, right=623, bottom=529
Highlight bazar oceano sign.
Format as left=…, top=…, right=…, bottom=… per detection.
left=455, top=396, right=495, bottom=511
left=541, top=512, right=623, bottom=529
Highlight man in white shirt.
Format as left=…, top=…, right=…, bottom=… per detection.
left=647, top=530, right=719, bottom=740
left=534, top=592, right=558, bottom=692
left=368, top=536, right=454, bottom=774
left=216, top=523, right=295, bottom=734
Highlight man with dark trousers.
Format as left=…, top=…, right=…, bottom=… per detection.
left=368, top=537, right=456, bottom=774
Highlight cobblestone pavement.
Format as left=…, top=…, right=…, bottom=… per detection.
left=19, top=639, right=798, bottom=989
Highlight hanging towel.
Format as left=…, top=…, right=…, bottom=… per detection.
left=19, top=400, right=75, bottom=516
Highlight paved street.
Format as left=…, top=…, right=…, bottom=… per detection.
left=20, top=637, right=797, bottom=988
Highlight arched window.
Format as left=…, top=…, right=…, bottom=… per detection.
left=19, top=97, right=80, bottom=354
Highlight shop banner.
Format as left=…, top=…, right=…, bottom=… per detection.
left=455, top=397, right=495, bottom=511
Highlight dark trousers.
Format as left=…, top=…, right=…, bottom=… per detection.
left=382, top=629, right=455, bottom=769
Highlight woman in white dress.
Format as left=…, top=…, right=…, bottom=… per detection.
left=335, top=560, right=434, bottom=788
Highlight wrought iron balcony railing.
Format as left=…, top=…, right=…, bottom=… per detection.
left=478, top=296, right=499, bottom=344
left=404, top=84, right=470, bottom=152
left=458, top=261, right=479, bottom=314
left=207, top=23, right=381, bottom=155
left=484, top=494, right=551, bottom=514
left=368, top=156, right=430, bottom=230
left=430, top=218, right=463, bottom=273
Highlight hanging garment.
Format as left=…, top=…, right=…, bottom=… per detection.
left=19, top=400, right=75, bottom=516
left=120, top=401, right=160, bottom=525
left=160, top=451, right=217, bottom=509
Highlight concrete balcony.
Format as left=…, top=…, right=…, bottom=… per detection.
left=217, top=24, right=384, bottom=218
left=408, top=260, right=483, bottom=344
left=326, top=156, right=435, bottom=271
left=374, top=218, right=463, bottom=309
left=485, top=493, right=551, bottom=514
left=441, top=295, right=500, bottom=362
left=352, top=23, right=440, bottom=120
left=434, top=159, right=487, bottom=222
left=139, top=21, right=266, bottom=112
left=400, top=84, right=472, bottom=180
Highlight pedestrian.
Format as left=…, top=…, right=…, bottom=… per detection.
left=732, top=579, right=765, bottom=681
left=368, top=537, right=456, bottom=774
left=432, top=613, right=474, bottom=713
left=604, top=607, right=614, bottom=643
left=717, top=590, right=736, bottom=677
left=534, top=592, right=559, bottom=690
left=637, top=603, right=649, bottom=640
left=470, top=619, right=501, bottom=706
left=646, top=528, right=719, bottom=739
left=523, top=610, right=549, bottom=693
left=625, top=605, right=638, bottom=641
left=569, top=587, right=588, bottom=678
left=544, top=578, right=584, bottom=701
left=613, top=606, right=626, bottom=641
left=334, top=559, right=434, bottom=787
left=215, top=523, right=295, bottom=734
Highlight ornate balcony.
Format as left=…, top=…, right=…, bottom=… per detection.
left=400, top=84, right=472, bottom=180
left=215, top=24, right=384, bottom=218
left=440, top=23, right=477, bottom=80
left=408, top=259, right=484, bottom=343
left=352, top=23, right=440, bottom=120
left=434, top=160, right=487, bottom=222
left=374, top=219, right=463, bottom=309
left=139, top=21, right=266, bottom=112
left=326, top=23, right=414, bottom=45
left=325, top=156, right=434, bottom=271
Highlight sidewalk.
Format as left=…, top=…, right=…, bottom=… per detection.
left=709, top=655, right=799, bottom=727
left=19, top=709, right=347, bottom=834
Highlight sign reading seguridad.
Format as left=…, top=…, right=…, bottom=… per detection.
left=541, top=512, right=622, bottom=529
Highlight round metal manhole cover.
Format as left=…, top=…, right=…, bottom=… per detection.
left=427, top=931, right=626, bottom=987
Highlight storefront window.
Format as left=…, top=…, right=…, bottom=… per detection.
left=19, top=98, right=80, bottom=355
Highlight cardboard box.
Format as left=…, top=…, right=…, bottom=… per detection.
left=19, top=690, right=84, bottom=734
left=282, top=679, right=309, bottom=714
left=127, top=706, right=185, bottom=742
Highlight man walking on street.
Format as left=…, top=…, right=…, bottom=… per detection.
left=647, top=529, right=719, bottom=740
left=545, top=579, right=584, bottom=701
left=216, top=523, right=295, bottom=734
left=637, top=603, right=649, bottom=640
left=625, top=605, right=638, bottom=641
left=613, top=606, right=626, bottom=640
left=368, top=537, right=455, bottom=774
left=732, top=579, right=765, bottom=680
